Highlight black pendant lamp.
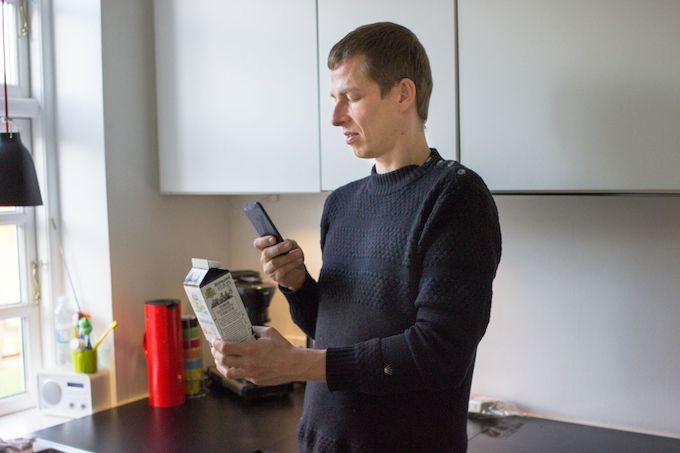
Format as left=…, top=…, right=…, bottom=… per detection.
left=0, top=131, right=43, bottom=206
left=0, top=0, right=42, bottom=207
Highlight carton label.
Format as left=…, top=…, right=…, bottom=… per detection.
left=184, top=259, right=254, bottom=344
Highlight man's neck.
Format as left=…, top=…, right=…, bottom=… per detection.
left=374, top=131, right=431, bottom=174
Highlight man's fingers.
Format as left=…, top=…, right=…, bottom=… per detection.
left=217, top=364, right=248, bottom=381
left=212, top=344, right=255, bottom=370
left=264, top=258, right=304, bottom=283
left=212, top=339, right=252, bottom=357
left=262, top=240, right=299, bottom=261
left=254, top=238, right=305, bottom=287
left=263, top=249, right=303, bottom=275
left=253, top=235, right=278, bottom=251
left=217, top=354, right=252, bottom=369
left=274, top=259, right=305, bottom=282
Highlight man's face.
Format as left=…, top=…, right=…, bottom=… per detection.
left=330, top=55, right=401, bottom=160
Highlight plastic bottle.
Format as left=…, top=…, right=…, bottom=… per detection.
left=54, top=296, right=75, bottom=368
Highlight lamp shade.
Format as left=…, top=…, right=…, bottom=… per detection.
left=0, top=132, right=43, bottom=206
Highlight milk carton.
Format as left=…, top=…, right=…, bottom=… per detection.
left=183, top=259, right=254, bottom=344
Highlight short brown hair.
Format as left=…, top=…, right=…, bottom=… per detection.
left=328, top=22, right=433, bottom=123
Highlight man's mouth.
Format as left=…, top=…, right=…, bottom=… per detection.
left=344, top=131, right=359, bottom=145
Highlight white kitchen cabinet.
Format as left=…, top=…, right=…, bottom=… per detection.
left=154, top=0, right=320, bottom=193
left=318, top=0, right=457, bottom=191
left=459, top=0, right=680, bottom=193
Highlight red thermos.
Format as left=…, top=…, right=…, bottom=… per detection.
left=144, top=299, right=185, bottom=407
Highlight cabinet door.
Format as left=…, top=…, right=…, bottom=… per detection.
left=154, top=0, right=319, bottom=193
left=318, top=0, right=457, bottom=191
left=459, top=0, right=680, bottom=192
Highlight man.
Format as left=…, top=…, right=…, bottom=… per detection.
left=211, top=22, right=502, bottom=452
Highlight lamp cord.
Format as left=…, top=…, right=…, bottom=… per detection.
left=1, top=0, right=8, bottom=133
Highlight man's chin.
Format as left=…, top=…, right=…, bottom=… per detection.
left=351, top=146, right=374, bottom=160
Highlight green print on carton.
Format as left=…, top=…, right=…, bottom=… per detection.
left=191, top=293, right=207, bottom=313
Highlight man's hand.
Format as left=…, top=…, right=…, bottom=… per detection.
left=211, top=326, right=326, bottom=386
left=254, top=236, right=306, bottom=291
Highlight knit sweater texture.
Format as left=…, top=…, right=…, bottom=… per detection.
left=283, top=149, right=502, bottom=453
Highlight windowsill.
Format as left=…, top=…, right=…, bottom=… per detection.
left=0, top=407, right=72, bottom=439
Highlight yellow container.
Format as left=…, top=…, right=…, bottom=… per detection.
left=185, top=379, right=202, bottom=395
left=185, top=368, right=202, bottom=381
left=73, top=349, right=97, bottom=373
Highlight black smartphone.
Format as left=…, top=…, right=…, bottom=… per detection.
left=243, top=202, right=284, bottom=244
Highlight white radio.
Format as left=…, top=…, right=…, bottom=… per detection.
left=37, top=369, right=111, bottom=417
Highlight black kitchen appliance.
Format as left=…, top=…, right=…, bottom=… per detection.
left=207, top=270, right=294, bottom=399
left=232, top=270, right=274, bottom=325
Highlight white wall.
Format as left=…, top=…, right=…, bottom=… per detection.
left=52, top=0, right=114, bottom=377
left=100, top=0, right=234, bottom=404
left=225, top=194, right=680, bottom=438
left=473, top=195, right=680, bottom=438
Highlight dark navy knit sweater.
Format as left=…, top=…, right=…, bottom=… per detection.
left=283, top=149, right=502, bottom=453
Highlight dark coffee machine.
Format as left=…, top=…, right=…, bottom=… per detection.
left=207, top=270, right=294, bottom=399
left=231, top=270, right=274, bottom=326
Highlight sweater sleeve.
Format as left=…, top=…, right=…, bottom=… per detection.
left=326, top=175, right=502, bottom=394
left=280, top=271, right=319, bottom=338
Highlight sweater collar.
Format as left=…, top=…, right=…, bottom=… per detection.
left=366, top=148, right=442, bottom=194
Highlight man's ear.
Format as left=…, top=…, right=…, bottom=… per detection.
left=397, top=78, right=417, bottom=113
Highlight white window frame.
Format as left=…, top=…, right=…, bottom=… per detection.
left=0, top=0, right=60, bottom=416
left=0, top=124, right=42, bottom=417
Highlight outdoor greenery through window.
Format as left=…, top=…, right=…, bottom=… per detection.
left=0, top=318, right=25, bottom=399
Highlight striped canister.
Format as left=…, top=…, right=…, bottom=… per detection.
left=182, top=315, right=205, bottom=397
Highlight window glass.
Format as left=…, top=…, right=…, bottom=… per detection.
left=0, top=317, right=25, bottom=399
left=0, top=224, right=20, bottom=306
left=0, top=1, right=19, bottom=85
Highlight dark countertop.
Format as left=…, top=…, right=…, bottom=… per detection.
left=467, top=417, right=680, bottom=453
left=29, top=383, right=680, bottom=453
left=30, top=384, right=305, bottom=453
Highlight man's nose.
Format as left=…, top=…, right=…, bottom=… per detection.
left=331, top=102, right=347, bottom=127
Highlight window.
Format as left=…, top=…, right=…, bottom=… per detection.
left=0, top=121, right=41, bottom=417
left=0, top=192, right=39, bottom=399
left=0, top=0, right=29, bottom=97
left=0, top=0, right=46, bottom=417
